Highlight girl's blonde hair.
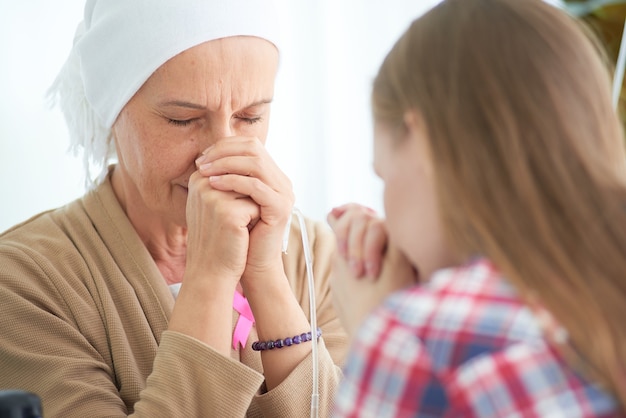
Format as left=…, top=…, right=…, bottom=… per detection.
left=373, top=0, right=626, bottom=407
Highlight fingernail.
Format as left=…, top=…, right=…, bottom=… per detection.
left=195, top=155, right=207, bottom=166
left=349, top=259, right=362, bottom=276
left=199, top=162, right=212, bottom=171
left=365, top=261, right=378, bottom=278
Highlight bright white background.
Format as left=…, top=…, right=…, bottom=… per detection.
left=0, top=1, right=442, bottom=232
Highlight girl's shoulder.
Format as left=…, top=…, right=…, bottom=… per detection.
left=377, top=258, right=543, bottom=367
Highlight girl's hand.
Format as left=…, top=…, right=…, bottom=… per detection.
left=327, top=203, right=387, bottom=279
left=327, top=204, right=419, bottom=336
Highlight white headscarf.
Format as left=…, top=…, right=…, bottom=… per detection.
left=48, top=0, right=281, bottom=186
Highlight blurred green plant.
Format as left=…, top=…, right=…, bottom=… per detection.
left=560, top=0, right=626, bottom=128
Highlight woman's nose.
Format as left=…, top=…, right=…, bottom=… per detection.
left=197, top=119, right=233, bottom=154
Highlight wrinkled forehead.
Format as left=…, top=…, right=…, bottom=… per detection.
left=139, top=37, right=279, bottom=111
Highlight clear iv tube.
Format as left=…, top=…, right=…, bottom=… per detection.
left=290, top=208, right=319, bottom=418
left=613, top=18, right=626, bottom=109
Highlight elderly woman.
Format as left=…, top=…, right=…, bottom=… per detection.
left=0, top=1, right=347, bottom=417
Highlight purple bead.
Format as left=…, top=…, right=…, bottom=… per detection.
left=267, top=341, right=275, bottom=350
left=284, top=337, right=293, bottom=346
left=293, top=335, right=302, bottom=344
left=317, top=328, right=322, bottom=337
left=275, top=339, right=284, bottom=348
left=252, top=342, right=259, bottom=351
left=301, top=333, right=309, bottom=342
left=259, top=342, right=267, bottom=350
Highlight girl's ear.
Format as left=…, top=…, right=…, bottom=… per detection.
left=403, top=109, right=424, bottom=139
left=403, top=109, right=434, bottom=175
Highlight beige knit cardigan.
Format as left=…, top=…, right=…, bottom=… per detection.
left=0, top=175, right=347, bottom=417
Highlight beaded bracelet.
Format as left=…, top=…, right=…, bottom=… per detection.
left=252, top=328, right=322, bottom=351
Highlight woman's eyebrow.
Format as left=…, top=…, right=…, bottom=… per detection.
left=158, top=100, right=206, bottom=109
left=245, top=98, right=273, bottom=107
left=158, top=98, right=273, bottom=109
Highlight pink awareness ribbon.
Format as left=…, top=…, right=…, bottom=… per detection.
left=232, top=290, right=255, bottom=350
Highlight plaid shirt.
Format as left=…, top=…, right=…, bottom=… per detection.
left=333, top=258, right=622, bottom=417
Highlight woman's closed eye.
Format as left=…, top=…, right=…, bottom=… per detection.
left=236, top=115, right=263, bottom=125
left=167, top=118, right=197, bottom=127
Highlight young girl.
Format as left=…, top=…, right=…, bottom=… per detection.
left=329, top=0, right=626, bottom=416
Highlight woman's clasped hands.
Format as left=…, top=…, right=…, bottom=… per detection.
left=186, top=136, right=295, bottom=288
